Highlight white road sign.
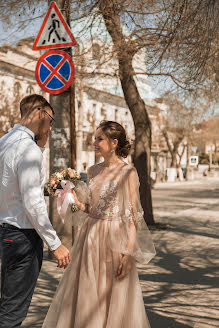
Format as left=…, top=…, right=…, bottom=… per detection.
left=32, top=1, right=77, bottom=50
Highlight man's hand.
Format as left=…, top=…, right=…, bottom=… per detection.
left=52, top=244, right=71, bottom=269
left=36, top=131, right=49, bottom=148
left=116, top=254, right=132, bottom=280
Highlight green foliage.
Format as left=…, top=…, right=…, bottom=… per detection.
left=212, top=153, right=219, bottom=165
left=199, top=152, right=209, bottom=164
left=199, top=152, right=219, bottom=165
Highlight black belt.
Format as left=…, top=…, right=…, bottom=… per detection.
left=0, top=223, right=20, bottom=230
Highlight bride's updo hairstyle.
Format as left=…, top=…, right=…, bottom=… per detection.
left=97, top=121, right=131, bottom=158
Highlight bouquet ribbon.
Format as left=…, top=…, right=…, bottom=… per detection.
left=55, top=180, right=75, bottom=223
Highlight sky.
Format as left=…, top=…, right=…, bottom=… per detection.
left=0, top=5, right=45, bottom=46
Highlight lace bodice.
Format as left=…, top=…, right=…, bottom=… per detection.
left=89, top=176, right=120, bottom=219
left=87, top=162, right=144, bottom=227
left=71, top=161, right=156, bottom=264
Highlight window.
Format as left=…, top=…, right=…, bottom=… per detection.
left=83, top=162, right=87, bottom=171
left=101, top=107, right=107, bottom=119
left=26, top=85, right=34, bottom=95
left=115, top=109, right=118, bottom=121
left=92, top=43, right=101, bottom=60
left=14, top=82, right=21, bottom=97
left=82, top=132, right=93, bottom=151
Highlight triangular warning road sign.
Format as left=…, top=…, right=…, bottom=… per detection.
left=32, top=1, right=77, bottom=51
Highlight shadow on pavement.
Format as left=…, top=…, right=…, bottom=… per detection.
left=174, top=188, right=219, bottom=200
left=168, top=225, right=219, bottom=241
left=147, top=310, right=193, bottom=328
left=140, top=240, right=219, bottom=328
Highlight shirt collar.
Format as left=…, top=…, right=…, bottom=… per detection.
left=14, top=124, right=35, bottom=140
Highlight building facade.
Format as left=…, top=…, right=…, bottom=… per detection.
left=0, top=37, right=168, bottom=179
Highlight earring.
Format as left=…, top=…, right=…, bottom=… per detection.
left=110, top=149, right=114, bottom=153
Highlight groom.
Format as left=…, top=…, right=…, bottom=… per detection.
left=0, top=94, right=70, bottom=327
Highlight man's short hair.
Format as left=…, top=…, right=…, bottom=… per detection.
left=20, top=94, right=54, bottom=118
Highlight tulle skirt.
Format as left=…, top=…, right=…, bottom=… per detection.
left=42, top=216, right=151, bottom=328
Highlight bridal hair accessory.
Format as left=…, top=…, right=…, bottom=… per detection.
left=45, top=168, right=81, bottom=223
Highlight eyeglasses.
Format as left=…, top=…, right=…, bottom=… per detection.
left=36, top=107, right=56, bottom=126
left=43, top=109, right=56, bottom=126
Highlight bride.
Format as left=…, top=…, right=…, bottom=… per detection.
left=42, top=120, right=155, bottom=328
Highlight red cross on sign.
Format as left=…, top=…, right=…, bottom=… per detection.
left=35, top=50, right=75, bottom=94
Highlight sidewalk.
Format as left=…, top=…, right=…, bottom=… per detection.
left=143, top=178, right=219, bottom=327
left=154, top=176, right=217, bottom=189
left=9, top=178, right=219, bottom=327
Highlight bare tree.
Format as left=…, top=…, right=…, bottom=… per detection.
left=158, top=91, right=210, bottom=181
left=71, top=0, right=219, bottom=224
left=196, top=116, right=219, bottom=161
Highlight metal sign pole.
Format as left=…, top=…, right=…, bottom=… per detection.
left=48, top=0, right=76, bottom=250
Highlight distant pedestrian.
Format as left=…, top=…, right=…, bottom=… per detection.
left=0, top=94, right=70, bottom=327
left=203, top=168, right=208, bottom=176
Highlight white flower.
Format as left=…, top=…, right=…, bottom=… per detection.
left=125, top=209, right=131, bottom=217
left=56, top=172, right=63, bottom=179
left=113, top=205, right=119, bottom=214
left=103, top=182, right=110, bottom=190
left=100, top=183, right=110, bottom=197
left=110, top=181, right=117, bottom=192
left=99, top=199, right=105, bottom=207
left=100, top=190, right=106, bottom=198
left=97, top=208, right=102, bottom=215
left=138, top=211, right=143, bottom=219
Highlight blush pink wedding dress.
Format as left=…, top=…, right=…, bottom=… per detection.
left=42, top=162, right=155, bottom=328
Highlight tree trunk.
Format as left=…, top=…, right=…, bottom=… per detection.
left=170, top=152, right=178, bottom=168
left=99, top=0, right=155, bottom=224
left=118, top=57, right=154, bottom=224
left=178, top=144, right=186, bottom=166
left=162, top=129, right=184, bottom=168
left=185, top=141, right=191, bottom=180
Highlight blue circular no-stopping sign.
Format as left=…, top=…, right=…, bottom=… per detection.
left=35, top=50, right=74, bottom=94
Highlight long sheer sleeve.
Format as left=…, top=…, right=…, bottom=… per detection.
left=109, top=166, right=156, bottom=264
left=65, top=179, right=90, bottom=230
left=65, top=166, right=93, bottom=230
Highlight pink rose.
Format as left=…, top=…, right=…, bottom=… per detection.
left=50, top=178, right=56, bottom=187
left=67, top=168, right=75, bottom=178
left=60, top=169, right=67, bottom=177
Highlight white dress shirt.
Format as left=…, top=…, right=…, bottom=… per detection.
left=0, top=124, right=61, bottom=251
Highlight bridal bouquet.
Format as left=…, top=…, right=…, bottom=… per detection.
left=45, top=168, right=82, bottom=223
left=45, top=168, right=81, bottom=195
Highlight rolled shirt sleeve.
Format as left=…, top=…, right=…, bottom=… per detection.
left=17, top=145, right=61, bottom=251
